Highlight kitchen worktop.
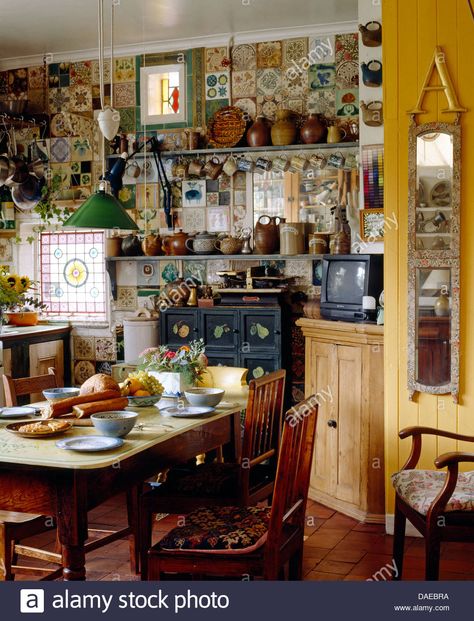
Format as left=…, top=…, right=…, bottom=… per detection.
left=0, top=322, right=70, bottom=341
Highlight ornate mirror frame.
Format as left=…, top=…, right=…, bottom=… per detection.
left=407, top=120, right=461, bottom=402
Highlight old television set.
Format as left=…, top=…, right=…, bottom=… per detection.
left=320, top=254, right=384, bottom=322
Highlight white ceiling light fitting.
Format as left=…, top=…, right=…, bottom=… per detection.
left=97, top=0, right=121, bottom=141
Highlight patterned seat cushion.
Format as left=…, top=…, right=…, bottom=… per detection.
left=392, top=469, right=474, bottom=515
left=159, top=505, right=271, bottom=554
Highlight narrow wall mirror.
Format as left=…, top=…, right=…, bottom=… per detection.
left=408, top=122, right=460, bottom=402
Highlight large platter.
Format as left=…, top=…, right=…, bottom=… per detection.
left=207, top=106, right=247, bottom=148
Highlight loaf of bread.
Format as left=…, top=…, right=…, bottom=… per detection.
left=72, top=397, right=129, bottom=418
left=80, top=374, right=120, bottom=396
left=45, top=390, right=121, bottom=418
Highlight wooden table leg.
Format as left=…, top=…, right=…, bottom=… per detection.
left=56, top=473, right=88, bottom=581
left=126, top=485, right=141, bottom=575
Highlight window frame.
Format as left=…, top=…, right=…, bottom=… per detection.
left=140, top=63, right=186, bottom=125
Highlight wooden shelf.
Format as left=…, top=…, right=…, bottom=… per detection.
left=106, top=253, right=320, bottom=261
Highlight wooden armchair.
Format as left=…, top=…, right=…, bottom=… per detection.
left=146, top=395, right=318, bottom=580
left=392, top=426, right=474, bottom=581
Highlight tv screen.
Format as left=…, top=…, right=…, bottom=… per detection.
left=326, top=260, right=366, bottom=304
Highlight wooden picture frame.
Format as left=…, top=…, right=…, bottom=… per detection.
left=359, top=208, right=384, bottom=241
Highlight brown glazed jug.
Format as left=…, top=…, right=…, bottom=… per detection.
left=271, top=109, right=297, bottom=146
left=247, top=116, right=271, bottom=147
left=162, top=230, right=189, bottom=256
left=300, top=113, right=327, bottom=144
left=254, top=215, right=281, bottom=254
left=142, top=233, right=163, bottom=256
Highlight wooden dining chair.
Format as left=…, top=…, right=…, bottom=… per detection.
left=1, top=369, right=140, bottom=580
left=139, top=369, right=286, bottom=579
left=145, top=394, right=318, bottom=580
left=392, top=426, right=474, bottom=580
left=198, top=366, right=248, bottom=389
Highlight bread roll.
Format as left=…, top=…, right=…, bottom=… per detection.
left=80, top=373, right=120, bottom=396
left=45, top=390, right=121, bottom=418
left=72, top=397, right=129, bottom=418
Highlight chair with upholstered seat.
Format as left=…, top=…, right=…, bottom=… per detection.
left=198, top=366, right=248, bottom=390
left=139, top=369, right=286, bottom=579
left=392, top=426, right=474, bottom=581
left=145, top=394, right=318, bottom=580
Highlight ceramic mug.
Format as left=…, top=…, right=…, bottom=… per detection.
left=126, top=160, right=141, bottom=178
left=327, top=152, right=346, bottom=169
left=203, top=156, right=223, bottom=180
left=237, top=157, right=254, bottom=173
left=272, top=155, right=290, bottom=172
left=188, top=158, right=204, bottom=176
left=173, top=160, right=188, bottom=179
left=290, top=154, right=309, bottom=172
left=309, top=153, right=327, bottom=170
left=223, top=155, right=238, bottom=176
left=255, top=156, right=272, bottom=173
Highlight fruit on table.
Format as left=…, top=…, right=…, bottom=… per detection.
left=120, top=371, right=164, bottom=397
left=134, top=389, right=151, bottom=397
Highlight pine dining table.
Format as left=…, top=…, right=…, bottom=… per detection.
left=0, top=395, right=245, bottom=580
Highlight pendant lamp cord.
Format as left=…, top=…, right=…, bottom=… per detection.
left=98, top=0, right=105, bottom=181
left=110, top=0, right=114, bottom=108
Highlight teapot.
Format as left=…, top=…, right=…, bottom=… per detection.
left=358, top=21, right=382, bottom=47
left=214, top=235, right=243, bottom=255
left=185, top=230, right=218, bottom=255
left=361, top=60, right=382, bottom=87
left=360, top=101, right=383, bottom=127
left=162, top=230, right=190, bottom=256
left=142, top=233, right=163, bottom=256
left=121, top=233, right=144, bottom=256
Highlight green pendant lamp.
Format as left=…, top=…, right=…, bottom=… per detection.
left=63, top=181, right=138, bottom=230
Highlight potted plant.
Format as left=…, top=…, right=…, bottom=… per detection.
left=0, top=271, right=47, bottom=329
left=138, top=339, right=208, bottom=397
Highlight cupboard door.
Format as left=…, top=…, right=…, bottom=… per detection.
left=240, top=310, right=280, bottom=351
left=308, top=340, right=337, bottom=499
left=29, top=340, right=64, bottom=402
left=240, top=353, right=280, bottom=383
left=161, top=310, right=198, bottom=348
left=334, top=345, right=362, bottom=506
left=205, top=350, right=238, bottom=367
left=201, top=310, right=238, bottom=350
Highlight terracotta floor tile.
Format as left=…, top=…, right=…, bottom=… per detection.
left=325, top=546, right=366, bottom=564
left=347, top=553, right=395, bottom=580
left=322, top=514, right=359, bottom=530
left=352, top=523, right=386, bottom=533
left=305, top=529, right=348, bottom=549
left=305, top=570, right=345, bottom=581
left=315, top=559, right=355, bottom=575
left=307, top=501, right=336, bottom=519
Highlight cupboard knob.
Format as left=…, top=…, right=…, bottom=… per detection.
left=274, top=330, right=281, bottom=335
left=233, top=329, right=239, bottom=334
left=327, top=419, right=337, bottom=428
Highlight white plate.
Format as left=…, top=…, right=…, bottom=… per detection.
left=56, top=436, right=124, bottom=452
left=160, top=406, right=215, bottom=418
left=0, top=406, right=37, bottom=419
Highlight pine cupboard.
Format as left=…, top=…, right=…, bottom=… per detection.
left=296, top=318, right=385, bottom=523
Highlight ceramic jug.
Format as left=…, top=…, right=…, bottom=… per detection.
left=214, top=236, right=243, bottom=255
left=300, top=113, right=327, bottom=144
left=254, top=215, right=281, bottom=254
left=360, top=101, right=383, bottom=127
left=142, top=233, right=163, bottom=256
left=271, top=109, right=298, bottom=146
left=361, top=60, right=383, bottom=87
left=185, top=231, right=218, bottom=255
left=247, top=116, right=272, bottom=147
left=358, top=21, right=382, bottom=47
left=162, top=230, right=190, bottom=256
left=326, top=125, right=346, bottom=144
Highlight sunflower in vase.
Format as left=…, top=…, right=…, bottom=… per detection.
left=0, top=270, right=47, bottom=327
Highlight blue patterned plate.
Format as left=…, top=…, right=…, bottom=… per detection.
left=160, top=406, right=215, bottom=418
left=0, top=406, right=37, bottom=419
left=56, top=436, right=124, bottom=452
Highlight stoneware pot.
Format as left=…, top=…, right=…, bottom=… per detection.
left=162, top=230, right=189, bottom=256
left=142, top=233, right=163, bottom=256
left=214, top=236, right=243, bottom=255
left=271, top=109, right=298, bottom=146
left=121, top=233, right=144, bottom=256
left=254, top=215, right=281, bottom=254
left=300, top=113, right=327, bottom=144
left=162, top=278, right=191, bottom=306
left=105, top=235, right=123, bottom=257
left=185, top=231, right=218, bottom=255
left=247, top=116, right=272, bottom=147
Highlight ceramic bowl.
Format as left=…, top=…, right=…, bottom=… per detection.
left=184, top=387, right=225, bottom=408
left=42, top=387, right=80, bottom=402
left=90, top=410, right=138, bottom=438
left=127, top=394, right=162, bottom=408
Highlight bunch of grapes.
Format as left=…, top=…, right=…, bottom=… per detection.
left=129, top=371, right=164, bottom=395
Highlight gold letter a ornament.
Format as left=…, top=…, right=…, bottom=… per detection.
left=409, top=46, right=467, bottom=115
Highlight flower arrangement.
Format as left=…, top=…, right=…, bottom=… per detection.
left=0, top=271, right=47, bottom=315
left=139, top=339, right=208, bottom=385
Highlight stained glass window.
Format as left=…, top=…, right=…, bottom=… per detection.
left=40, top=231, right=107, bottom=320
left=140, top=64, right=186, bottom=124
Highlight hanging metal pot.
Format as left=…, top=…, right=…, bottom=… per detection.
left=0, top=154, right=15, bottom=186
left=11, top=174, right=43, bottom=211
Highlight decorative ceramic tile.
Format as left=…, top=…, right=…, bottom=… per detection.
left=74, top=360, right=96, bottom=384
left=233, top=97, right=257, bottom=119
left=114, top=82, right=136, bottom=108
left=118, top=184, right=137, bottom=210
left=0, top=71, right=8, bottom=95
left=136, top=183, right=158, bottom=209
left=50, top=137, right=71, bottom=163
left=137, top=159, right=156, bottom=183
left=205, top=72, right=229, bottom=100
left=234, top=190, right=246, bottom=204
left=257, top=41, right=282, bottom=68
left=219, top=191, right=231, bottom=206
left=283, top=38, right=308, bottom=67
left=137, top=261, right=159, bottom=287
left=118, top=107, right=136, bottom=133
left=182, top=207, right=206, bottom=232
left=207, top=206, right=230, bottom=232
left=171, top=182, right=182, bottom=209
left=114, top=56, right=136, bottom=83
left=205, top=99, right=228, bottom=123
left=309, top=35, right=335, bottom=63
left=92, top=59, right=111, bottom=85
left=96, top=361, right=113, bottom=375
left=183, top=261, right=207, bottom=285
left=69, top=85, right=92, bottom=112
left=192, top=47, right=205, bottom=127
left=232, top=204, right=252, bottom=233
left=95, top=337, right=117, bottom=362
left=115, top=286, right=138, bottom=311
left=158, top=129, right=186, bottom=151
left=159, top=261, right=178, bottom=286
left=92, top=161, right=103, bottom=186
left=206, top=179, right=219, bottom=193
left=70, top=61, right=92, bottom=86
left=50, top=162, right=71, bottom=186
left=28, top=65, right=46, bottom=89
left=0, top=238, right=13, bottom=262
left=218, top=175, right=231, bottom=191
left=206, top=192, right=219, bottom=206
left=282, top=70, right=307, bottom=98
left=206, top=259, right=229, bottom=284
left=182, top=179, right=206, bottom=207
left=284, top=98, right=305, bottom=114
left=335, top=88, right=359, bottom=116
left=232, top=70, right=256, bottom=98
left=205, top=47, right=230, bottom=73
left=309, top=63, right=336, bottom=90
left=256, top=68, right=282, bottom=96
left=307, top=90, right=336, bottom=117
left=26, top=88, right=47, bottom=114
left=73, top=335, right=95, bottom=361
left=336, top=60, right=359, bottom=89
left=48, top=87, right=70, bottom=113
left=256, top=94, right=283, bottom=121
left=284, top=259, right=313, bottom=284
left=116, top=260, right=139, bottom=286
left=335, top=33, right=359, bottom=64
left=233, top=171, right=247, bottom=190
left=232, top=44, right=256, bottom=71
left=8, top=68, right=27, bottom=96
left=71, top=136, right=92, bottom=161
